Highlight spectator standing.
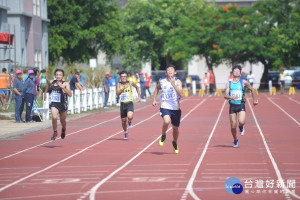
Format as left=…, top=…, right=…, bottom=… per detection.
left=139, top=72, right=146, bottom=102
left=0, top=68, right=9, bottom=111
left=13, top=70, right=25, bottom=122
left=185, top=74, right=192, bottom=96
left=145, top=72, right=151, bottom=97
left=209, top=69, right=215, bottom=95
left=112, top=68, right=120, bottom=105
left=23, top=70, right=35, bottom=123
left=39, top=69, right=48, bottom=98
left=103, top=72, right=110, bottom=108
left=241, top=70, right=247, bottom=80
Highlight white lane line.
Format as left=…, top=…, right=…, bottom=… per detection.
left=249, top=101, right=300, bottom=199
left=0, top=112, right=159, bottom=193
left=88, top=99, right=207, bottom=200
left=207, top=162, right=266, bottom=165
left=267, top=96, right=300, bottom=126
left=288, top=97, right=300, bottom=104
left=181, top=100, right=226, bottom=200
left=0, top=104, right=152, bottom=161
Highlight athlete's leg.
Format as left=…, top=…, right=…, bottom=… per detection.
left=162, top=115, right=171, bottom=135
left=121, top=117, right=127, bottom=132
left=238, top=111, right=246, bottom=127
left=51, top=107, right=59, bottom=131
left=229, top=113, right=237, bottom=140
left=172, top=125, right=179, bottom=143
left=59, top=111, right=67, bottom=130
left=127, top=111, right=133, bottom=126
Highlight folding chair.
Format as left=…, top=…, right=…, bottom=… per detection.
left=32, top=100, right=48, bottom=122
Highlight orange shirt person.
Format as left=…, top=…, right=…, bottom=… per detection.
left=0, top=68, right=10, bottom=110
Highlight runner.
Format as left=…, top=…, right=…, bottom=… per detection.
left=224, top=65, right=258, bottom=148
left=116, top=71, right=141, bottom=140
left=44, top=69, right=72, bottom=141
left=152, top=64, right=184, bottom=154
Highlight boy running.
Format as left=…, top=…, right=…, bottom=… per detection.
left=44, top=69, right=72, bottom=140
left=116, top=71, right=141, bottom=140
left=224, top=65, right=258, bottom=148
left=152, top=65, right=184, bottom=154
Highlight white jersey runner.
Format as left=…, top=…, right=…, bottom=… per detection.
left=159, top=77, right=181, bottom=110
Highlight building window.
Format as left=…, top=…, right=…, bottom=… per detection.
left=36, top=0, right=40, bottom=16
left=33, top=0, right=40, bottom=16
left=38, top=50, right=42, bottom=69
left=34, top=50, right=38, bottom=67
left=33, top=0, right=36, bottom=15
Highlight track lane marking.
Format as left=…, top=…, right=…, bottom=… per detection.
left=180, top=100, right=226, bottom=200
left=248, top=102, right=300, bottom=199
left=0, top=104, right=153, bottom=161
left=88, top=99, right=207, bottom=200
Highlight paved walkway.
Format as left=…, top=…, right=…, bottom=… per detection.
left=0, top=107, right=119, bottom=139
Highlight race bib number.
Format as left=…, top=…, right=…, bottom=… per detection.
left=164, top=92, right=175, bottom=100
left=50, top=93, right=61, bottom=103
left=120, top=93, right=130, bottom=102
left=231, top=90, right=242, bottom=101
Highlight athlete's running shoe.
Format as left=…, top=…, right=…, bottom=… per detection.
left=124, top=131, right=129, bottom=140
left=233, top=139, right=239, bottom=148
left=61, top=128, right=66, bottom=139
left=172, top=141, right=179, bottom=154
left=51, top=131, right=58, bottom=141
left=239, top=126, right=245, bottom=136
left=159, top=134, right=166, bottom=146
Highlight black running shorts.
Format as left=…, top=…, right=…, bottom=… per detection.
left=229, top=103, right=246, bottom=114
left=50, top=102, right=68, bottom=113
left=120, top=102, right=134, bottom=118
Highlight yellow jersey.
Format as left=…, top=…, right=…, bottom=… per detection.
left=119, top=82, right=133, bottom=103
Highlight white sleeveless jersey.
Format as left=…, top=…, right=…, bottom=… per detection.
left=159, top=77, right=181, bottom=110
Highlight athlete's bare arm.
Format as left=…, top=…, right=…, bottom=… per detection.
left=116, top=82, right=124, bottom=97
left=61, top=81, right=72, bottom=97
left=131, top=82, right=141, bottom=102
left=152, top=81, right=161, bottom=107
left=243, top=80, right=258, bottom=106
left=224, top=82, right=237, bottom=101
left=169, top=77, right=184, bottom=98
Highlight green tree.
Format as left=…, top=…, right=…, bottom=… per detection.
left=48, top=0, right=123, bottom=63
left=121, top=0, right=198, bottom=71
left=249, top=0, right=300, bottom=87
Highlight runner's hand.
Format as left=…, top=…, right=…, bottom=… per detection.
left=43, top=93, right=47, bottom=100
left=152, top=100, right=157, bottom=107
left=168, top=76, right=175, bottom=85
left=231, top=96, right=238, bottom=101
left=138, top=97, right=141, bottom=102
left=57, top=81, right=64, bottom=89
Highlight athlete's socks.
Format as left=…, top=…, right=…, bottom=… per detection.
left=51, top=131, right=58, bottom=141
left=128, top=120, right=132, bottom=126
left=61, top=128, right=66, bottom=139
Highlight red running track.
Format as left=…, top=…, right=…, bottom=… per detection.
left=0, top=94, right=299, bottom=200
